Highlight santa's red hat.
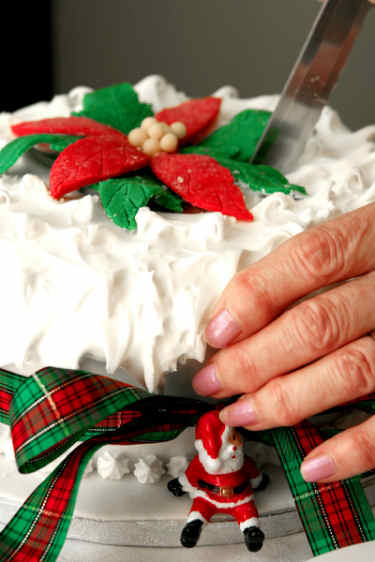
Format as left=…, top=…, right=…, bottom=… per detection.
left=194, top=410, right=227, bottom=472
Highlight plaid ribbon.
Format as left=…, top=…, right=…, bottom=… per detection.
left=0, top=366, right=374, bottom=560
left=273, top=423, right=375, bottom=556
left=0, top=367, right=210, bottom=561
left=270, top=394, right=375, bottom=555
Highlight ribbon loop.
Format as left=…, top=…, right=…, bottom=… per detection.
left=9, top=367, right=149, bottom=473
left=0, top=367, right=209, bottom=561
left=0, top=368, right=24, bottom=425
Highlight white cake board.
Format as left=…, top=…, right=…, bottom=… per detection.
left=58, top=533, right=313, bottom=562
left=0, top=462, right=296, bottom=546
left=0, top=459, right=374, bottom=555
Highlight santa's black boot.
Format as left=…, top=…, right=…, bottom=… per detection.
left=167, top=478, right=186, bottom=497
left=243, top=526, right=265, bottom=552
left=180, top=519, right=203, bottom=548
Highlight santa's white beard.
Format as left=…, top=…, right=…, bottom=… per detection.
left=196, top=438, right=245, bottom=475
left=216, top=444, right=244, bottom=473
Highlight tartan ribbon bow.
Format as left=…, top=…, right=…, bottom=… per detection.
left=0, top=366, right=210, bottom=561
left=0, top=366, right=375, bottom=561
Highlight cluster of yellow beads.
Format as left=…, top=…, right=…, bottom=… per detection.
left=128, top=117, right=187, bottom=156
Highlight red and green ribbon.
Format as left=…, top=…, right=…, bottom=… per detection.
left=273, top=424, right=375, bottom=555
left=0, top=366, right=374, bottom=561
left=0, top=367, right=210, bottom=561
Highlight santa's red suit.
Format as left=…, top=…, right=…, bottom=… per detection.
left=172, top=410, right=265, bottom=545
left=179, top=454, right=261, bottom=530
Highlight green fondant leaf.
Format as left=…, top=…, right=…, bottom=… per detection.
left=181, top=146, right=305, bottom=195
left=94, top=176, right=166, bottom=230
left=248, top=164, right=306, bottom=194
left=49, top=136, right=81, bottom=152
left=226, top=160, right=306, bottom=195
left=72, top=83, right=154, bottom=135
left=152, top=189, right=183, bottom=212
left=180, top=145, right=231, bottom=160
left=0, top=134, right=80, bottom=174
left=198, top=109, right=272, bottom=161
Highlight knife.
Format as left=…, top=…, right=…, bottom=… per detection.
left=251, top=0, right=371, bottom=174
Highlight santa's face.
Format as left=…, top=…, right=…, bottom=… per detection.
left=197, top=426, right=245, bottom=474
left=228, top=429, right=243, bottom=448
left=218, top=428, right=244, bottom=473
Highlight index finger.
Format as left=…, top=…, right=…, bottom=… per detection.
left=205, top=202, right=375, bottom=349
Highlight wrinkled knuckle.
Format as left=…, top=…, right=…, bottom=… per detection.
left=333, top=346, right=375, bottom=398
left=292, top=300, right=341, bottom=353
left=233, top=347, right=259, bottom=391
left=268, top=378, right=299, bottom=426
left=234, top=272, right=274, bottom=324
left=350, top=428, right=375, bottom=470
left=291, top=227, right=347, bottom=281
left=217, top=346, right=258, bottom=393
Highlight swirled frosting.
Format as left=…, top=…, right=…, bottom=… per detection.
left=1, top=75, right=375, bottom=391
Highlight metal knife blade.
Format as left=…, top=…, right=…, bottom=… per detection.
left=251, top=0, right=371, bottom=174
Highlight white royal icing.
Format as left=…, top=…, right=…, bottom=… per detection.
left=134, top=454, right=165, bottom=484
left=96, top=449, right=132, bottom=480
left=0, top=75, right=374, bottom=396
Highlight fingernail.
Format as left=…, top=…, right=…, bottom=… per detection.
left=220, top=399, right=257, bottom=427
left=206, top=309, right=241, bottom=348
left=192, top=364, right=221, bottom=396
left=301, top=455, right=336, bottom=482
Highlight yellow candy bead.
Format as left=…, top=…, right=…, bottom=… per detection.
left=160, top=133, right=178, bottom=153
left=141, top=117, right=157, bottom=130
left=148, top=123, right=165, bottom=140
left=170, top=122, right=187, bottom=139
left=143, top=138, right=161, bottom=156
left=128, top=127, right=148, bottom=147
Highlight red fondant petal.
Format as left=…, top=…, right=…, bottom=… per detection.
left=151, top=153, right=253, bottom=221
left=155, top=97, right=221, bottom=142
left=50, top=134, right=149, bottom=199
left=11, top=116, right=121, bottom=138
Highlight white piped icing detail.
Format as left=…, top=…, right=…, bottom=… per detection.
left=134, top=455, right=165, bottom=484
left=96, top=450, right=132, bottom=480
left=167, top=456, right=189, bottom=478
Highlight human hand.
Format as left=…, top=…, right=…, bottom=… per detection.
left=192, top=203, right=375, bottom=482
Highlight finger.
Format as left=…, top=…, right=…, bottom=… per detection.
left=205, top=203, right=375, bottom=348
left=193, top=271, right=375, bottom=398
left=300, top=414, right=375, bottom=482
left=219, top=335, right=375, bottom=430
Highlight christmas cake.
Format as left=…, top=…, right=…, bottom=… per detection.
left=1, top=71, right=375, bottom=468
left=0, top=75, right=375, bottom=559
left=2, top=75, right=375, bottom=390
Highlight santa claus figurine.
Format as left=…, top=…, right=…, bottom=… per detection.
left=167, top=409, right=269, bottom=552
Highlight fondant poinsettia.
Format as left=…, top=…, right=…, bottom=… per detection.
left=0, top=82, right=305, bottom=230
